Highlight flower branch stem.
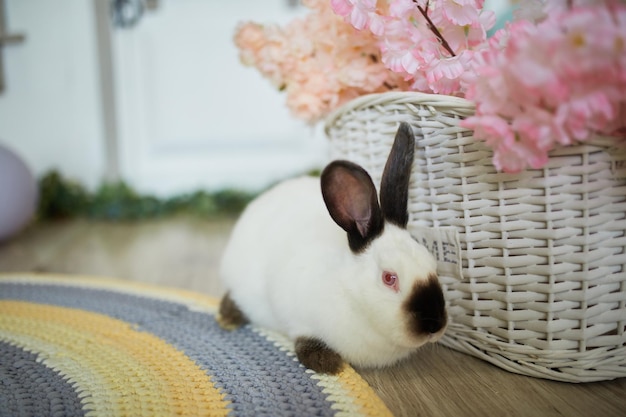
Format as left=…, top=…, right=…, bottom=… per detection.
left=414, top=1, right=456, bottom=57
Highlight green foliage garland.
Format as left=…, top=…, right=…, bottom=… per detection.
left=37, top=171, right=256, bottom=221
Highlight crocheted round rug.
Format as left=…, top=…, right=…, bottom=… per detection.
left=0, top=273, right=392, bottom=417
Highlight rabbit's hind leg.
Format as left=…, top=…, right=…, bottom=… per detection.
left=216, top=292, right=249, bottom=330
left=295, top=336, right=345, bottom=375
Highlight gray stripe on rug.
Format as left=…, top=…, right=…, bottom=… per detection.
left=0, top=340, right=86, bottom=417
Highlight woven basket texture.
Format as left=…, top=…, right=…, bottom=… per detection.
left=324, top=91, right=626, bottom=383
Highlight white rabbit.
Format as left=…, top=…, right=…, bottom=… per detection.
left=217, top=122, right=447, bottom=374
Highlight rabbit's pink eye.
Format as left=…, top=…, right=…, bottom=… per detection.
left=382, top=271, right=399, bottom=292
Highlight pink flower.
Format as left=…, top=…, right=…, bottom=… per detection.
left=425, top=51, right=473, bottom=95
left=440, top=0, right=482, bottom=26
left=332, top=0, right=495, bottom=96
left=330, top=0, right=354, bottom=16
left=331, top=0, right=379, bottom=31
left=555, top=92, right=616, bottom=143
left=461, top=0, right=626, bottom=171
left=238, top=0, right=626, bottom=172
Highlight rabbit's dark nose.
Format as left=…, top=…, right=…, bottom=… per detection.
left=405, top=274, right=447, bottom=336
left=422, top=317, right=446, bottom=335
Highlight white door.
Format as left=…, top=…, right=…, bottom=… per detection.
left=0, top=0, right=107, bottom=189
left=110, top=0, right=328, bottom=196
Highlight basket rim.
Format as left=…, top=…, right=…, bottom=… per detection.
left=323, top=91, right=623, bottom=151
left=324, top=91, right=476, bottom=135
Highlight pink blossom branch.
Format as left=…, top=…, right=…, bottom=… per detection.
left=413, top=0, right=456, bottom=57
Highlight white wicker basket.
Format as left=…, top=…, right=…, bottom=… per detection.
left=324, top=91, right=626, bottom=383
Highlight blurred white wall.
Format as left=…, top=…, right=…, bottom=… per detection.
left=0, top=0, right=327, bottom=195
left=0, top=0, right=106, bottom=189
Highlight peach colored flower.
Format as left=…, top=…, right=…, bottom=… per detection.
left=235, top=0, right=408, bottom=123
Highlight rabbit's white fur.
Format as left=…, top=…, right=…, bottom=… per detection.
left=220, top=175, right=442, bottom=368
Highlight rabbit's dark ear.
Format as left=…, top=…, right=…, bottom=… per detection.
left=321, top=161, right=384, bottom=253
left=380, top=122, right=415, bottom=228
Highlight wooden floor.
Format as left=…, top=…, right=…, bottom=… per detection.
left=1, top=216, right=624, bottom=417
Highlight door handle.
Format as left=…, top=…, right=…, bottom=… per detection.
left=0, top=0, right=26, bottom=93
left=0, top=33, right=25, bottom=45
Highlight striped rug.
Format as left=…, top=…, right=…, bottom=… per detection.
left=0, top=273, right=392, bottom=417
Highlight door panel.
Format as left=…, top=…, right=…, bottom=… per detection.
left=111, top=0, right=327, bottom=195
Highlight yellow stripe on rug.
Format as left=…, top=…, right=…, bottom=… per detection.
left=0, top=300, right=229, bottom=417
left=313, top=366, right=393, bottom=417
